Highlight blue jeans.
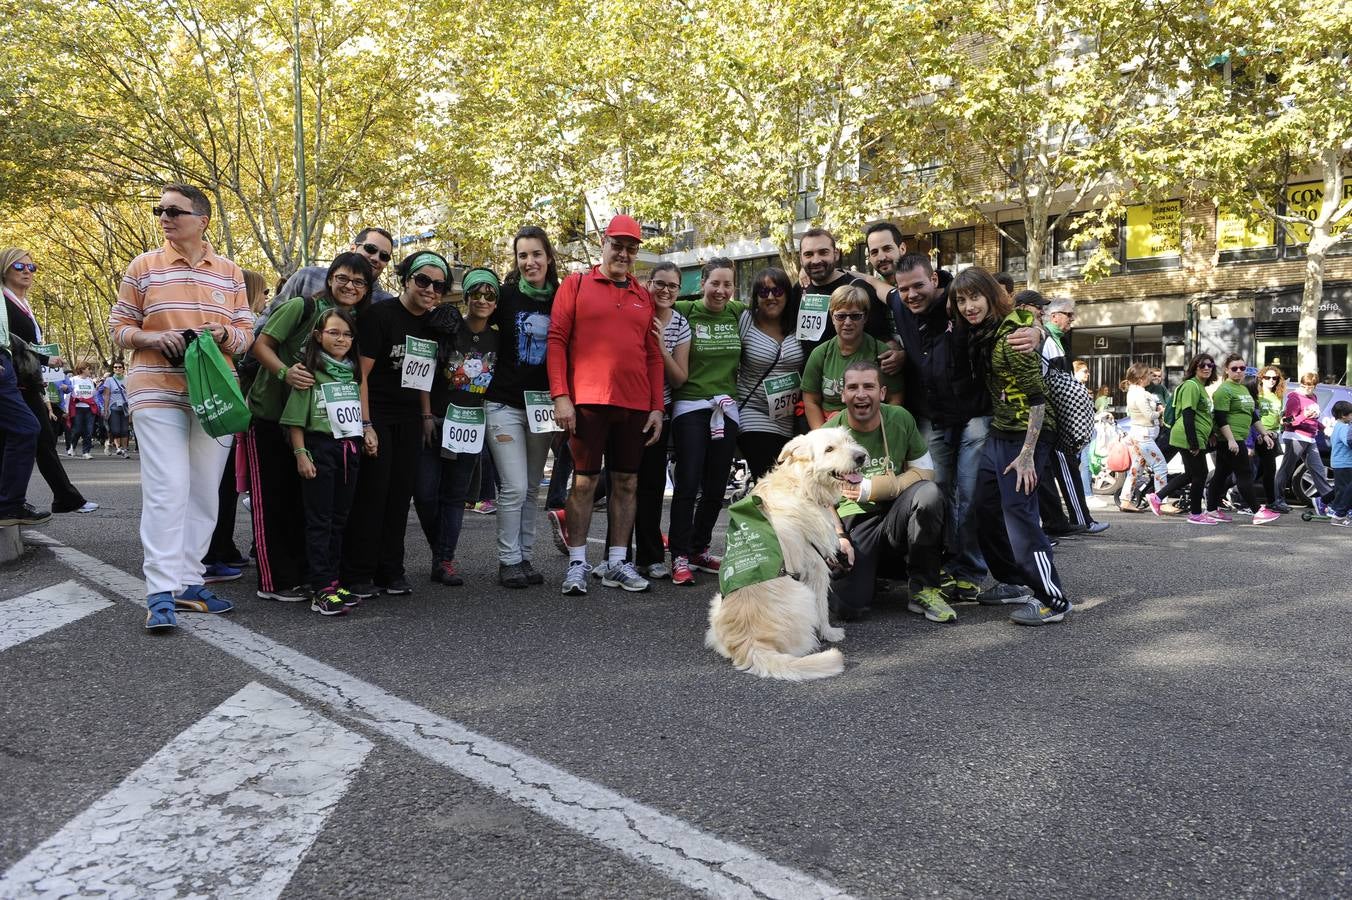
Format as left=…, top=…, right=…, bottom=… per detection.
left=0, top=349, right=40, bottom=514
left=916, top=415, right=989, bottom=582
left=413, top=441, right=480, bottom=563
left=485, top=402, right=554, bottom=565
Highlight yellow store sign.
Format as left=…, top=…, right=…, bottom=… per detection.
left=1126, top=200, right=1182, bottom=260
left=1285, top=180, right=1352, bottom=245
left=1216, top=204, right=1276, bottom=252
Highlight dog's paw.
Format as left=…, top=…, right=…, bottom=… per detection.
left=821, top=626, right=846, bottom=643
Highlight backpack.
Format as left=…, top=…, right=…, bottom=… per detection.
left=235, top=295, right=315, bottom=392
left=1041, top=362, right=1094, bottom=455
left=1162, top=383, right=1182, bottom=429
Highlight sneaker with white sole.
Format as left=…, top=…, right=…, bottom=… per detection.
left=671, top=556, right=695, bottom=586
left=1331, top=515, right=1351, bottom=527
left=256, top=585, right=310, bottom=602
left=601, top=561, right=650, bottom=592
left=1207, top=509, right=1234, bottom=523
left=548, top=508, right=569, bottom=555
left=907, top=586, right=957, bottom=623
left=1251, top=505, right=1280, bottom=525
left=1009, top=598, right=1071, bottom=626
left=1187, top=513, right=1219, bottom=525
left=689, top=550, right=721, bottom=573
left=174, top=585, right=234, bottom=614
left=644, top=562, right=671, bottom=580
left=1147, top=493, right=1164, bottom=516
left=561, top=561, right=590, bottom=596
left=977, top=582, right=1033, bottom=606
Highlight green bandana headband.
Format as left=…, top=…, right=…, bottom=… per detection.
left=405, top=252, right=449, bottom=278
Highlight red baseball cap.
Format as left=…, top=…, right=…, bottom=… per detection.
left=605, top=214, right=643, bottom=243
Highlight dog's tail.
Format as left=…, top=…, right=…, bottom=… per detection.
left=741, top=644, right=844, bottom=682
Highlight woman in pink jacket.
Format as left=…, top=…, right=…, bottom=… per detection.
left=1273, top=371, right=1333, bottom=514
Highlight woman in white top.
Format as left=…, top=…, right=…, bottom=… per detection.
left=736, top=267, right=804, bottom=482
left=1119, top=362, right=1168, bottom=512
left=632, top=262, right=690, bottom=579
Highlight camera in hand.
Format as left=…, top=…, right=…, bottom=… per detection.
left=163, top=329, right=198, bottom=366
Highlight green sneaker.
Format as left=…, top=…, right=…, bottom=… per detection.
left=940, top=575, right=980, bottom=604
left=908, top=586, right=957, bottom=623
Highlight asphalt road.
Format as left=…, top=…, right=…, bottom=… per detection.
left=1, top=453, right=1349, bottom=899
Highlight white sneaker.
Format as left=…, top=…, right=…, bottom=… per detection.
left=76, top=501, right=98, bottom=513
left=644, top=562, right=671, bottom=580
left=82, top=453, right=92, bottom=460
left=66, top=449, right=74, bottom=457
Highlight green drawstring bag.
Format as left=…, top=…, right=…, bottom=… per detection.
left=184, top=331, right=252, bottom=438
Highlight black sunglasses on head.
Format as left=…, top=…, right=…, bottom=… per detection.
left=359, top=242, right=392, bottom=262
left=411, top=272, right=448, bottom=294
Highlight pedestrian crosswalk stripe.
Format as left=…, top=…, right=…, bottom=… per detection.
left=0, top=581, right=113, bottom=653
left=0, top=682, right=372, bottom=900
left=27, top=534, right=854, bottom=900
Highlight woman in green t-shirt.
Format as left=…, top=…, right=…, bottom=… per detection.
left=1204, top=354, right=1278, bottom=524
left=1152, top=353, right=1218, bottom=524
left=801, top=284, right=902, bottom=428
left=245, top=252, right=375, bottom=601
left=668, top=257, right=745, bottom=586
left=1256, top=364, right=1288, bottom=511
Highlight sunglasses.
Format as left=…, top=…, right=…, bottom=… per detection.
left=359, top=242, right=392, bottom=262
left=1197, top=361, right=1215, bottom=369
left=152, top=205, right=199, bottom=219
left=756, top=285, right=786, bottom=299
left=9, top=262, right=37, bottom=274
left=1262, top=375, right=1279, bottom=381
left=1228, top=365, right=1246, bottom=372
left=832, top=311, right=865, bottom=322
left=411, top=272, right=449, bottom=294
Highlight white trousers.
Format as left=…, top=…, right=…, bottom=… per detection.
left=134, top=406, right=233, bottom=596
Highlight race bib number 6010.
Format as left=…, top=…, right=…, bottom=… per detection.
left=400, top=336, right=438, bottom=390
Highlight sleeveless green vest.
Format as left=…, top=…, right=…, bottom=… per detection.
left=718, top=495, right=787, bottom=593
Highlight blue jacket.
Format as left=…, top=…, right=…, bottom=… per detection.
left=1332, top=421, right=1352, bottom=469
left=889, top=270, right=991, bottom=428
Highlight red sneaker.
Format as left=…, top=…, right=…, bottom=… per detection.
left=689, top=550, right=722, bottom=573
left=548, top=508, right=569, bottom=555
left=671, top=556, right=695, bottom=585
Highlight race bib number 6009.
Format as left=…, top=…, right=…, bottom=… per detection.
left=400, top=336, right=438, bottom=390
left=441, top=404, right=486, bottom=454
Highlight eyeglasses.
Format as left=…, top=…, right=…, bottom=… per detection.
left=607, top=239, right=640, bottom=255
left=411, top=273, right=449, bottom=294
left=152, top=205, right=199, bottom=219
left=831, top=311, right=865, bottom=322
left=9, top=262, right=37, bottom=274
left=1228, top=365, right=1246, bottom=372
left=320, top=329, right=353, bottom=340
left=649, top=280, right=680, bottom=293
left=756, top=286, right=786, bottom=299
left=331, top=274, right=367, bottom=289
left=358, top=242, right=392, bottom=262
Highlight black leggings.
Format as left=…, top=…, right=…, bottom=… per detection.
left=1160, top=448, right=1209, bottom=514
left=1206, top=445, right=1259, bottom=512
left=738, top=430, right=791, bottom=483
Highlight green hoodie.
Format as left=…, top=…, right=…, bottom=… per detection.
left=280, top=353, right=358, bottom=435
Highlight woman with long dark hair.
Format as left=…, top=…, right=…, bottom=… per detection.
left=1256, top=365, right=1288, bottom=511
left=1204, top=353, right=1278, bottom=524
left=245, top=252, right=375, bottom=601
left=735, top=267, right=804, bottom=481
left=485, top=226, right=561, bottom=588
left=954, top=267, right=1071, bottom=626
left=1151, top=353, right=1218, bottom=524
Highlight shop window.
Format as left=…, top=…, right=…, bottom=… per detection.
left=735, top=255, right=781, bottom=302
left=908, top=228, right=975, bottom=273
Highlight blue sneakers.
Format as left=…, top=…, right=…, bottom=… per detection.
left=145, top=592, right=178, bottom=630
left=174, top=585, right=235, bottom=614
left=203, top=563, right=243, bottom=583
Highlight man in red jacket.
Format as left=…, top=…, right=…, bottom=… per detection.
left=548, top=215, right=664, bottom=596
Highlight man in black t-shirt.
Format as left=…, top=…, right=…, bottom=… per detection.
left=796, top=228, right=902, bottom=373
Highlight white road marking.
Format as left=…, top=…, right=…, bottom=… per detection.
left=0, top=581, right=112, bottom=652
left=28, top=534, right=852, bottom=900
left=0, top=682, right=372, bottom=900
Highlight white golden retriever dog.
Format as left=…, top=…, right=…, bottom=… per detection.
left=705, top=428, right=866, bottom=681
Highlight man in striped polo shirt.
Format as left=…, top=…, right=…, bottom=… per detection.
left=109, top=184, right=254, bottom=631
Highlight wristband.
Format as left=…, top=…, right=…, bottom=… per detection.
left=294, top=447, right=313, bottom=461
left=421, top=414, right=435, bottom=420
left=276, top=364, right=288, bottom=382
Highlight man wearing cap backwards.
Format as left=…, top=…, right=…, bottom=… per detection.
left=547, top=215, right=665, bottom=596
left=1033, top=294, right=1108, bottom=537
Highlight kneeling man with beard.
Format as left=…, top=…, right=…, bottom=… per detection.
left=824, top=361, right=950, bottom=623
